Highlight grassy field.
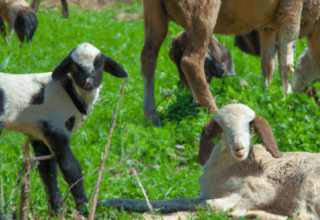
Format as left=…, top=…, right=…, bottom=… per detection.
left=0, top=2, right=320, bottom=219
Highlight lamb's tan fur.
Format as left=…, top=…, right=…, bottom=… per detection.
left=142, top=0, right=320, bottom=126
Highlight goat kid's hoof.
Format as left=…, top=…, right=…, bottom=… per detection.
left=76, top=202, right=89, bottom=217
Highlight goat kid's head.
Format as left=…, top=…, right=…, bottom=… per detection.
left=52, top=43, right=128, bottom=92
left=198, top=104, right=282, bottom=166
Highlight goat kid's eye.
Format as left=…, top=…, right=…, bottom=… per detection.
left=71, top=64, right=79, bottom=73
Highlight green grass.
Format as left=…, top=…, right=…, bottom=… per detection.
left=0, top=2, right=320, bottom=219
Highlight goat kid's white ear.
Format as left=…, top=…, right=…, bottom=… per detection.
left=52, top=54, right=72, bottom=81
left=198, top=119, right=222, bottom=166
left=251, top=115, right=282, bottom=158
left=30, top=0, right=41, bottom=13
left=102, top=54, right=128, bottom=78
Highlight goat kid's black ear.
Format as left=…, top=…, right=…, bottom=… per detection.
left=252, top=115, right=282, bottom=158
left=14, top=11, right=38, bottom=43
left=52, top=54, right=73, bottom=81
left=103, top=54, right=128, bottom=78
left=198, top=119, right=222, bottom=166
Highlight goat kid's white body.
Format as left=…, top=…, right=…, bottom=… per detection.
left=0, top=72, right=100, bottom=139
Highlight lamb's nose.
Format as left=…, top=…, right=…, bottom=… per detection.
left=84, top=78, right=94, bottom=91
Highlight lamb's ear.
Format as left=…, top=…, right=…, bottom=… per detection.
left=251, top=115, right=282, bottom=158
left=14, top=10, right=38, bottom=43
left=52, top=54, right=73, bottom=81
left=30, top=0, right=41, bottom=13
left=198, top=119, right=222, bottom=166
left=102, top=54, right=128, bottom=78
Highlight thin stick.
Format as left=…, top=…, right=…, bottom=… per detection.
left=19, top=141, right=31, bottom=220
left=60, top=177, right=84, bottom=206
left=132, top=168, right=157, bottom=216
left=28, top=155, right=55, bottom=162
left=1, top=177, right=5, bottom=216
left=88, top=78, right=128, bottom=220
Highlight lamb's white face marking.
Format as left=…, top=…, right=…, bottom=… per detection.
left=70, top=43, right=101, bottom=72
left=214, top=104, right=255, bottom=161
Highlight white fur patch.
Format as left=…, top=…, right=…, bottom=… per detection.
left=70, top=43, right=101, bottom=70
left=214, top=104, right=255, bottom=160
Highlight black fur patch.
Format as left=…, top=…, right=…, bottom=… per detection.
left=14, top=9, right=38, bottom=43
left=65, top=116, right=75, bottom=131
left=0, top=17, right=6, bottom=39
left=30, top=85, right=45, bottom=105
left=0, top=88, right=5, bottom=117
left=61, top=77, right=88, bottom=115
left=0, top=121, right=3, bottom=135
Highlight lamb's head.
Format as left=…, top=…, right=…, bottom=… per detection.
left=52, top=43, right=128, bottom=92
left=198, top=104, right=282, bottom=166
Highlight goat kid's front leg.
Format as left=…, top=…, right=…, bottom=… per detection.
left=42, top=121, right=88, bottom=213
left=141, top=0, right=169, bottom=127
left=31, top=140, right=62, bottom=216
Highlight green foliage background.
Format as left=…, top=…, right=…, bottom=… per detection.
left=0, top=2, right=319, bottom=219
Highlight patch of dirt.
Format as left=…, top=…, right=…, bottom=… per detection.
left=42, top=0, right=132, bottom=12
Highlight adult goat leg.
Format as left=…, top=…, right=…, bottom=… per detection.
left=177, top=0, right=220, bottom=114
left=31, top=140, right=62, bottom=216
left=61, top=0, right=69, bottom=18
left=306, top=20, right=320, bottom=73
left=278, top=1, right=303, bottom=95
left=259, top=28, right=277, bottom=91
left=141, top=0, right=168, bottom=127
left=181, top=32, right=219, bottom=114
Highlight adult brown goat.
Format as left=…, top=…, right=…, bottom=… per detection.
left=141, top=0, right=320, bottom=127
left=31, top=0, right=69, bottom=18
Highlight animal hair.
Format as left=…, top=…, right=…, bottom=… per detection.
left=0, top=43, right=128, bottom=216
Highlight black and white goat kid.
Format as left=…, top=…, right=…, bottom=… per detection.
left=0, top=43, right=128, bottom=215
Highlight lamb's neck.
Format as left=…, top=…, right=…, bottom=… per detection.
left=73, top=84, right=101, bottom=115
left=205, top=140, right=238, bottom=173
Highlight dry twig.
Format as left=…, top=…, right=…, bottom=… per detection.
left=132, top=168, right=157, bottom=216
left=1, top=177, right=4, bottom=218
left=19, top=141, right=31, bottom=220
left=88, top=78, right=128, bottom=220
left=60, top=177, right=84, bottom=206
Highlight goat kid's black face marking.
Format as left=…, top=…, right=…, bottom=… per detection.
left=70, top=53, right=104, bottom=92
left=30, top=84, right=45, bottom=105
left=14, top=10, right=38, bottom=43
left=65, top=116, right=75, bottom=132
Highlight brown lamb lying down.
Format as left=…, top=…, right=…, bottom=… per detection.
left=169, top=32, right=235, bottom=90
left=98, top=104, right=320, bottom=219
